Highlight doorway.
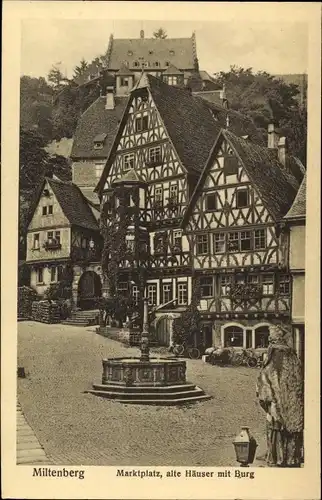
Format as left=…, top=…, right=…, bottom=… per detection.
left=77, top=271, right=102, bottom=310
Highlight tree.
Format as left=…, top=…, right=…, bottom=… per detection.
left=73, top=58, right=88, bottom=79
left=48, top=63, right=64, bottom=88
left=153, top=28, right=167, bottom=39
left=20, top=76, right=53, bottom=143
left=212, top=66, right=307, bottom=164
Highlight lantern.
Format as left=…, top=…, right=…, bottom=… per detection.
left=232, top=426, right=257, bottom=467
left=89, top=238, right=95, bottom=249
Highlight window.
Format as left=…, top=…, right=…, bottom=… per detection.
left=117, top=282, right=128, bottom=297
left=224, top=326, right=243, bottom=348
left=224, top=156, right=239, bottom=175
left=227, top=232, right=239, bottom=252
left=50, top=267, right=57, bottom=283
left=126, top=239, right=135, bottom=252
left=81, top=237, right=87, bottom=249
left=47, top=231, right=54, bottom=242
left=254, top=229, right=266, bottom=249
left=153, top=61, right=160, bottom=67
left=279, top=275, right=290, bottom=295
left=135, top=115, right=149, bottom=132
left=206, top=193, right=217, bottom=211
left=262, top=274, right=274, bottom=295
left=220, top=275, right=232, bottom=296
left=214, top=233, right=225, bottom=253
left=120, top=77, right=129, bottom=87
left=154, top=233, right=167, bottom=254
left=165, top=61, right=170, bottom=67
left=95, top=164, right=104, bottom=179
left=127, top=50, right=133, bottom=56
left=236, top=189, right=249, bottom=208
left=200, top=277, right=213, bottom=298
left=177, top=283, right=188, bottom=305
left=132, top=285, right=140, bottom=305
left=167, top=76, right=178, bottom=86
left=134, top=61, right=139, bottom=68
left=169, top=184, right=178, bottom=202
left=48, top=205, right=53, bottom=215
left=154, top=187, right=163, bottom=204
left=94, top=141, right=103, bottom=150
left=254, top=326, right=269, bottom=348
left=163, top=283, right=173, bottom=303
left=173, top=230, right=182, bottom=251
left=147, top=284, right=157, bottom=306
left=55, top=231, right=61, bottom=245
left=148, top=146, right=162, bottom=165
left=196, top=234, right=209, bottom=255
left=248, top=275, right=259, bottom=284
left=124, top=153, right=134, bottom=172
left=169, top=50, right=175, bottom=56
left=33, top=233, right=40, bottom=250
left=42, top=206, right=47, bottom=216
left=37, top=267, right=43, bottom=283
left=240, top=231, right=252, bottom=251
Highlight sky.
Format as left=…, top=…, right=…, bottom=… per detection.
left=21, top=19, right=308, bottom=80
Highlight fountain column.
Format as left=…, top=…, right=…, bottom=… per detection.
left=140, top=298, right=150, bottom=362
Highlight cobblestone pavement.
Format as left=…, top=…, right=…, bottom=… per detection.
left=17, top=321, right=267, bottom=466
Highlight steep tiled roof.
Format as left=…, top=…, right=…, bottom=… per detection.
left=108, top=37, right=195, bottom=70
left=147, top=74, right=264, bottom=173
left=284, top=174, right=306, bottom=219
left=71, top=96, right=128, bottom=159
left=193, top=90, right=223, bottom=106
left=223, top=130, right=299, bottom=220
left=96, top=73, right=265, bottom=193
left=183, top=129, right=300, bottom=225
left=47, top=178, right=99, bottom=231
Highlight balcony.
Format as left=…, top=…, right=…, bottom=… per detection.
left=150, top=251, right=191, bottom=269
left=43, top=240, right=62, bottom=251
left=71, top=246, right=101, bottom=263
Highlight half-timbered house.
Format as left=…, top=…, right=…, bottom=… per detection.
left=25, top=178, right=103, bottom=309
left=95, top=73, right=271, bottom=345
left=182, top=129, right=302, bottom=351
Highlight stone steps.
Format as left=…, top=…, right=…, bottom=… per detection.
left=87, top=385, right=211, bottom=405
left=92, top=382, right=197, bottom=393
left=62, top=309, right=99, bottom=327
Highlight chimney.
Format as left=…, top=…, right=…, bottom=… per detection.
left=278, top=136, right=287, bottom=167
left=140, top=30, right=144, bottom=39
left=105, top=86, right=115, bottom=110
left=267, top=123, right=279, bottom=149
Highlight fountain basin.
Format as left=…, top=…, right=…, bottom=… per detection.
left=88, top=356, right=211, bottom=405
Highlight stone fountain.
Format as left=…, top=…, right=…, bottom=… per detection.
left=88, top=299, right=211, bottom=405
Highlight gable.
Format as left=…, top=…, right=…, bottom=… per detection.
left=28, top=180, right=69, bottom=231
left=185, top=137, right=273, bottom=233
left=101, top=88, right=186, bottom=190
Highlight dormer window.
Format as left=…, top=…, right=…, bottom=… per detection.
left=149, top=50, right=153, bottom=55
left=153, top=61, right=160, bottom=68
left=128, top=50, right=133, bottom=56
left=133, top=61, right=139, bottom=67
left=165, top=61, right=170, bottom=66
left=167, top=76, right=178, bottom=86
left=169, top=50, right=175, bottom=56
left=135, top=115, right=149, bottom=133
left=93, top=133, right=107, bottom=150
left=120, top=77, right=129, bottom=87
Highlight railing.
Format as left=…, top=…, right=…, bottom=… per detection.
left=150, top=252, right=191, bottom=268
left=71, top=246, right=101, bottom=263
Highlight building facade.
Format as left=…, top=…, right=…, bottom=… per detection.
left=96, top=73, right=305, bottom=351
left=25, top=178, right=103, bottom=309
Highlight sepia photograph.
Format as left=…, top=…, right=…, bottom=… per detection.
left=1, top=2, right=320, bottom=499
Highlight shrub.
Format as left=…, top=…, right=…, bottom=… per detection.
left=172, top=305, right=201, bottom=346
left=44, top=281, right=72, bottom=301
left=18, top=286, right=39, bottom=319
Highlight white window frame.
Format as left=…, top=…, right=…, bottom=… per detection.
left=132, top=285, right=140, bottom=305
left=50, top=267, right=57, bottom=283
left=167, top=76, right=178, bottom=86
left=196, top=234, right=209, bottom=255
left=262, top=274, right=274, bottom=296
left=162, top=283, right=172, bottom=303
left=155, top=187, right=163, bottom=204
left=169, top=184, right=178, bottom=201
left=214, top=232, right=225, bottom=254
left=149, top=146, right=162, bottom=164
left=200, top=277, right=213, bottom=298
left=240, top=230, right=252, bottom=251
left=177, top=283, right=188, bottom=305
left=33, top=233, right=40, bottom=250
left=254, top=229, right=266, bottom=250
left=123, top=153, right=135, bottom=172
left=147, top=284, right=157, bottom=306
left=220, top=275, right=232, bottom=296
left=279, top=274, right=290, bottom=295
left=173, top=230, right=182, bottom=250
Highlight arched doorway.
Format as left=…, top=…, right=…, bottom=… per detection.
left=156, top=316, right=172, bottom=346
left=223, top=325, right=244, bottom=348
left=77, top=271, right=102, bottom=310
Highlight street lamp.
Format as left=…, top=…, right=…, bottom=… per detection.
left=232, top=426, right=257, bottom=467
left=140, top=297, right=150, bottom=362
